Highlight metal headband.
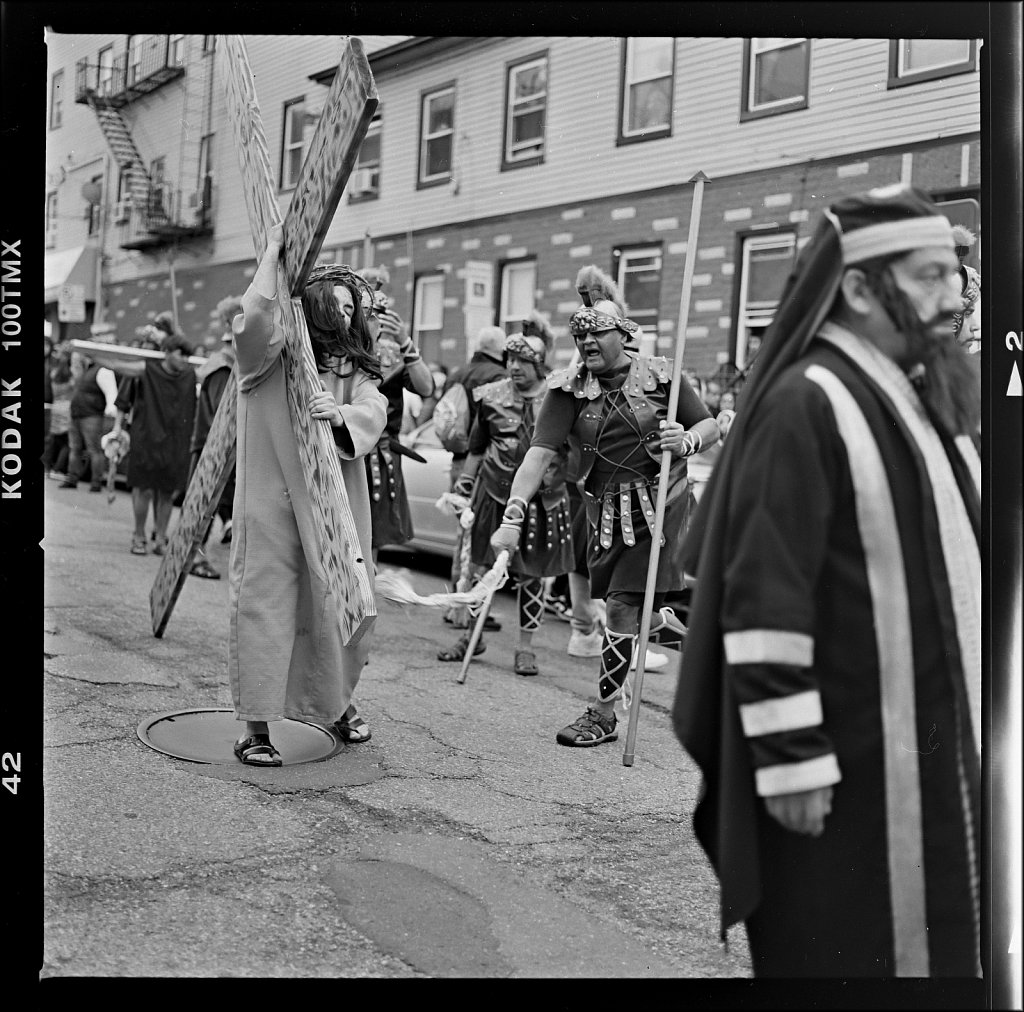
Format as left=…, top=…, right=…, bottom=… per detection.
left=505, top=334, right=546, bottom=364
left=569, top=307, right=639, bottom=338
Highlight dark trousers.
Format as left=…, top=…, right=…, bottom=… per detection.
left=67, top=414, right=106, bottom=485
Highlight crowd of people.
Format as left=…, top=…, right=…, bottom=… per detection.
left=46, top=183, right=983, bottom=980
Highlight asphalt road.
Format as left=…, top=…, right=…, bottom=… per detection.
left=40, top=479, right=751, bottom=979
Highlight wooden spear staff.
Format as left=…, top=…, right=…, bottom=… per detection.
left=622, top=170, right=710, bottom=768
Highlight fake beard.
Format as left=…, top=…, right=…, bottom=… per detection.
left=871, top=269, right=981, bottom=436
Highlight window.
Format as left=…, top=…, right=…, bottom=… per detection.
left=87, top=175, right=103, bottom=236
left=46, top=192, right=58, bottom=247
left=503, top=54, right=547, bottom=169
left=127, top=36, right=143, bottom=85
left=741, top=38, right=810, bottom=120
left=418, top=85, right=455, bottom=187
left=49, top=70, right=64, bottom=130
left=169, top=34, right=186, bottom=67
left=149, top=156, right=168, bottom=218
left=202, top=35, right=217, bottom=54
left=499, top=261, right=537, bottom=330
left=619, top=38, right=674, bottom=144
left=613, top=245, right=662, bottom=332
left=413, top=274, right=445, bottom=335
left=280, top=96, right=316, bottom=190
left=888, top=39, right=978, bottom=88
left=97, top=45, right=115, bottom=96
left=350, top=111, right=381, bottom=201
left=735, top=232, right=796, bottom=367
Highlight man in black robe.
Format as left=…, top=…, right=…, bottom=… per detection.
left=673, top=186, right=981, bottom=978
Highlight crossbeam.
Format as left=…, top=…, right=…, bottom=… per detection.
left=149, top=36, right=379, bottom=642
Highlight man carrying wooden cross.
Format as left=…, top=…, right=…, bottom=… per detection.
left=228, top=225, right=387, bottom=766
left=490, top=293, right=719, bottom=747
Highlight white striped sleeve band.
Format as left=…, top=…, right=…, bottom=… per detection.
left=723, top=629, right=814, bottom=666
left=740, top=690, right=823, bottom=738
left=755, top=753, right=842, bottom=797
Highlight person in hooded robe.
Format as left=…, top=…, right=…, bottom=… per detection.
left=672, top=186, right=981, bottom=978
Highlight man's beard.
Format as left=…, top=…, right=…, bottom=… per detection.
left=870, top=270, right=981, bottom=436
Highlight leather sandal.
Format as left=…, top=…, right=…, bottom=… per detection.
left=556, top=707, right=618, bottom=747
left=130, top=535, right=147, bottom=556
left=189, top=557, right=220, bottom=580
left=437, top=633, right=485, bottom=662
left=233, top=733, right=282, bottom=766
left=334, top=705, right=371, bottom=743
left=513, top=649, right=539, bottom=676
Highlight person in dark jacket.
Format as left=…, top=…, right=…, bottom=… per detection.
left=59, top=349, right=119, bottom=491
left=91, top=332, right=198, bottom=555
left=186, top=295, right=243, bottom=579
left=440, top=325, right=508, bottom=629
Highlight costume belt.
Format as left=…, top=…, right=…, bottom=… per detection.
left=368, top=437, right=397, bottom=503
left=584, top=478, right=661, bottom=550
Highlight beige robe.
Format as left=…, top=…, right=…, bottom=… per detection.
left=228, top=288, right=387, bottom=724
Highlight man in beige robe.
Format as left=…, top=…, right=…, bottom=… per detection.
left=229, top=227, right=387, bottom=764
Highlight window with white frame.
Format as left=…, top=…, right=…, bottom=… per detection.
left=418, top=85, right=455, bottom=186
left=350, top=111, right=381, bottom=200
left=620, top=38, right=674, bottom=142
left=614, top=246, right=662, bottom=332
left=414, top=274, right=445, bottom=336
left=169, top=34, right=186, bottom=67
left=127, top=36, right=143, bottom=85
left=499, top=261, right=537, bottom=329
left=280, top=97, right=316, bottom=190
left=503, top=55, right=547, bottom=167
left=736, top=232, right=796, bottom=367
left=46, top=192, right=58, bottom=247
left=97, top=45, right=115, bottom=96
left=49, top=70, right=64, bottom=130
left=87, top=174, right=103, bottom=236
left=742, top=38, right=810, bottom=119
left=888, top=39, right=978, bottom=88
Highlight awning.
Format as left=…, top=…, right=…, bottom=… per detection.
left=44, top=245, right=99, bottom=304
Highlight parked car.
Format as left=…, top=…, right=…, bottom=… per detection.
left=398, top=420, right=459, bottom=556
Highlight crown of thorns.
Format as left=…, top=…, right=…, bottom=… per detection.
left=305, top=264, right=376, bottom=309
left=569, top=307, right=639, bottom=337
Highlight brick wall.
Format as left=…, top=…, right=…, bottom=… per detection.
left=98, top=136, right=980, bottom=381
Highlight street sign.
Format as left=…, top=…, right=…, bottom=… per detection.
left=58, top=283, right=86, bottom=322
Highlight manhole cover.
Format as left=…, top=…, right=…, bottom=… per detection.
left=137, top=708, right=343, bottom=765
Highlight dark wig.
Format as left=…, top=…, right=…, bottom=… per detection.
left=301, top=277, right=382, bottom=382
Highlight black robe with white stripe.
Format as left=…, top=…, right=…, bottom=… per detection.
left=675, top=324, right=981, bottom=978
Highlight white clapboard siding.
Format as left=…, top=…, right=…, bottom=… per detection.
left=47, top=33, right=981, bottom=281
left=314, top=36, right=980, bottom=248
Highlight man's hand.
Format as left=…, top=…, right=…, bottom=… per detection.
left=453, top=473, right=475, bottom=498
left=309, top=389, right=343, bottom=427
left=656, top=420, right=700, bottom=457
left=764, top=786, right=834, bottom=836
left=378, top=309, right=410, bottom=347
left=266, top=223, right=284, bottom=254
left=490, top=524, right=521, bottom=557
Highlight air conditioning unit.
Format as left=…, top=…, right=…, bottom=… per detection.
left=113, top=200, right=132, bottom=224
left=351, top=168, right=376, bottom=194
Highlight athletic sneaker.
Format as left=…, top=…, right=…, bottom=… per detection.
left=630, top=648, right=669, bottom=671
left=567, top=628, right=603, bottom=657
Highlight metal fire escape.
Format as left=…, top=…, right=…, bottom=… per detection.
left=75, top=35, right=215, bottom=251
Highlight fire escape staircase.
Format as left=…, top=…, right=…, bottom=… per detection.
left=86, top=94, right=155, bottom=230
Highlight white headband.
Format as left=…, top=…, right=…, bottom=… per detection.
left=834, top=214, right=955, bottom=265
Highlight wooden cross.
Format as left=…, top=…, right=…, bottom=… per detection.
left=149, top=35, right=379, bottom=642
